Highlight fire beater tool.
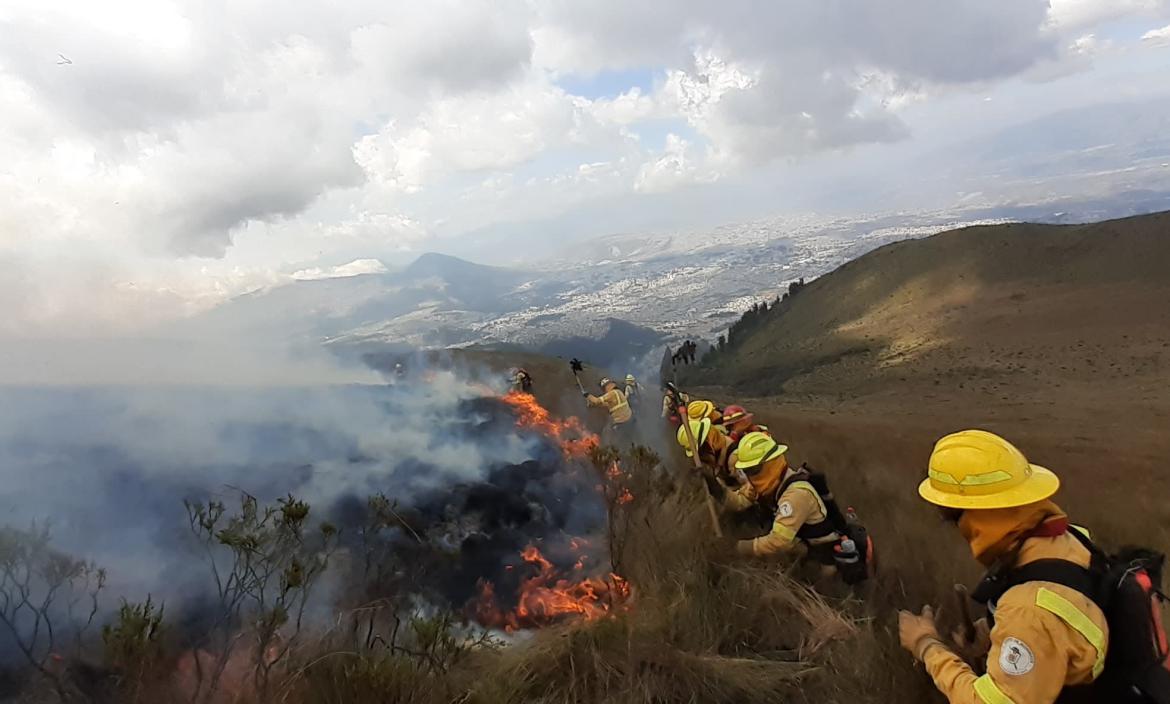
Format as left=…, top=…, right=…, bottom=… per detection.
left=954, top=583, right=977, bottom=645
left=677, top=396, right=723, bottom=538
left=569, top=358, right=586, bottom=395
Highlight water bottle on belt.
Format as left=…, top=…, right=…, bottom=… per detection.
left=834, top=536, right=859, bottom=565
left=834, top=506, right=869, bottom=584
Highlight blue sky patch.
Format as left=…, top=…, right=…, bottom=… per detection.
left=557, top=67, right=659, bottom=99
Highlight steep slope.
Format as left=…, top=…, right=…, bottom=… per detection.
left=680, top=211, right=1170, bottom=657
left=693, top=211, right=1170, bottom=421
left=538, top=318, right=663, bottom=370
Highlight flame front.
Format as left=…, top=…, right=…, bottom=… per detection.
left=500, top=390, right=599, bottom=458
left=469, top=543, right=631, bottom=632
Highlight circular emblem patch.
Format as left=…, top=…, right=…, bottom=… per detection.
left=777, top=501, right=794, bottom=518
left=999, top=637, right=1035, bottom=676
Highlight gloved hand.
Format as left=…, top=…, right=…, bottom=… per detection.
left=701, top=471, right=725, bottom=499
left=899, top=606, right=945, bottom=661
left=581, top=391, right=590, bottom=398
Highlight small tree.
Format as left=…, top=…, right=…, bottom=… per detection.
left=0, top=523, right=105, bottom=701
left=184, top=492, right=338, bottom=704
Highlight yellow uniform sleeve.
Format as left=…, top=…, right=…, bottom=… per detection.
left=586, top=394, right=604, bottom=407
left=922, top=592, right=1070, bottom=704
left=736, top=485, right=817, bottom=557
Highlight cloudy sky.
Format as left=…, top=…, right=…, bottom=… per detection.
left=2, top=0, right=1170, bottom=337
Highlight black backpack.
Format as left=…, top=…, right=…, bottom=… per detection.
left=779, top=464, right=875, bottom=585
left=973, top=529, right=1170, bottom=703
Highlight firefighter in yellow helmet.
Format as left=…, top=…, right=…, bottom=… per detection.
left=687, top=399, right=723, bottom=424
left=705, top=432, right=840, bottom=565
left=899, top=430, right=1108, bottom=704
left=585, top=377, right=634, bottom=445
left=676, top=417, right=734, bottom=477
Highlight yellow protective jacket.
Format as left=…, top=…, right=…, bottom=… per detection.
left=723, top=468, right=836, bottom=557
left=662, top=391, right=690, bottom=418
left=699, top=424, right=734, bottom=473
left=587, top=388, right=632, bottom=424
left=922, top=531, right=1109, bottom=704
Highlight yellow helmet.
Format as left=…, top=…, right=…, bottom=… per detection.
left=734, top=431, right=788, bottom=471
left=687, top=400, right=715, bottom=421
left=676, top=418, right=712, bottom=457
left=918, top=430, right=1060, bottom=510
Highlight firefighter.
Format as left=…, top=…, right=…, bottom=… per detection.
left=511, top=368, right=533, bottom=393
left=676, top=417, right=735, bottom=478
left=585, top=377, right=634, bottom=445
left=661, top=382, right=690, bottom=427
left=721, top=404, right=770, bottom=444
left=704, top=432, right=840, bottom=570
left=623, top=374, right=642, bottom=407
left=687, top=399, right=723, bottom=424
left=898, top=430, right=1109, bottom=704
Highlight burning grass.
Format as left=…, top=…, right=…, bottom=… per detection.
left=500, top=390, right=599, bottom=458
left=468, top=545, right=631, bottom=632
left=0, top=393, right=897, bottom=704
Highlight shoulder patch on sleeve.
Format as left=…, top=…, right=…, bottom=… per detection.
left=999, top=637, right=1036, bottom=676
left=777, top=501, right=794, bottom=518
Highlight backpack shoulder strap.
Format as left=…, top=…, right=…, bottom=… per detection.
left=1004, top=559, right=1103, bottom=610
left=777, top=468, right=811, bottom=499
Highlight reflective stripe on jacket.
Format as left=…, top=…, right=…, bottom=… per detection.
left=923, top=532, right=1108, bottom=704
left=588, top=388, right=632, bottom=424
left=726, top=478, right=834, bottom=557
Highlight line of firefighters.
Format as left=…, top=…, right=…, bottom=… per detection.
left=572, top=374, right=1169, bottom=704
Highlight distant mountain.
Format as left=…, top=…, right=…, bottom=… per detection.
left=399, top=253, right=527, bottom=312
left=171, top=196, right=1170, bottom=369
left=172, top=253, right=538, bottom=347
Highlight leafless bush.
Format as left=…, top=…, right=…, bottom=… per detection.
left=0, top=523, right=105, bottom=702
left=183, top=492, right=338, bottom=703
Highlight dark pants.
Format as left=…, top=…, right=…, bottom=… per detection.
left=604, top=418, right=637, bottom=448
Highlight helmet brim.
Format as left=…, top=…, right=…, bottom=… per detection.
left=729, top=412, right=755, bottom=426
left=735, top=443, right=788, bottom=471
left=917, top=464, right=1060, bottom=509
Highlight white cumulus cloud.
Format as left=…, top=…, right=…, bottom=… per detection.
left=1143, top=23, right=1170, bottom=45
left=1, top=0, right=1167, bottom=335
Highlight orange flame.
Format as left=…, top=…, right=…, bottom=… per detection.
left=500, top=391, right=599, bottom=458
left=469, top=544, right=631, bottom=631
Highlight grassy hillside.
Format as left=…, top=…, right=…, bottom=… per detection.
left=675, top=212, right=1170, bottom=700
left=688, top=212, right=1170, bottom=425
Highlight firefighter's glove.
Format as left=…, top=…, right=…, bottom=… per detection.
left=899, top=606, right=945, bottom=662
left=581, top=391, right=590, bottom=398
left=951, top=617, right=992, bottom=659
left=701, top=471, right=725, bottom=500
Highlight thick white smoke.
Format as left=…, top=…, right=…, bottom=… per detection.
left=0, top=368, right=544, bottom=604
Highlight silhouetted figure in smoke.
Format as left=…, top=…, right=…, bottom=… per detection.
left=511, top=368, right=533, bottom=393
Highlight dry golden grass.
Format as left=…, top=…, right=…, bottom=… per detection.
left=286, top=445, right=895, bottom=704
